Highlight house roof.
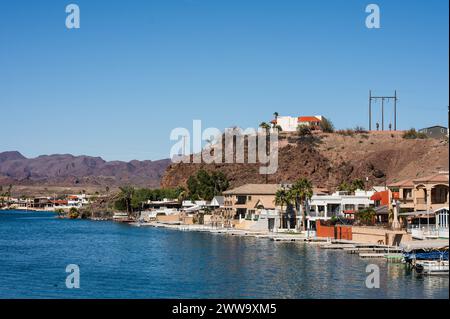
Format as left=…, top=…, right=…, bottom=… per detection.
left=210, top=196, right=224, bottom=206
left=298, top=116, right=320, bottom=123
left=413, top=172, right=449, bottom=184
left=223, top=183, right=327, bottom=196
left=223, top=184, right=282, bottom=195
left=419, top=125, right=448, bottom=130
left=388, top=178, right=414, bottom=188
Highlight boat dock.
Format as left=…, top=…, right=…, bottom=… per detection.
left=318, top=242, right=404, bottom=262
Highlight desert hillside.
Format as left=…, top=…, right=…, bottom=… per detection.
left=161, top=131, right=449, bottom=190
left=0, top=151, right=170, bottom=189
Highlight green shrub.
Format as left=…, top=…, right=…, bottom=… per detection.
left=355, top=208, right=376, bottom=226
left=68, top=207, right=79, bottom=219
left=403, top=128, right=427, bottom=139
left=320, top=118, right=335, bottom=133
left=297, top=125, right=312, bottom=137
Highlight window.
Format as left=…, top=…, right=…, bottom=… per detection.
left=403, top=188, right=412, bottom=199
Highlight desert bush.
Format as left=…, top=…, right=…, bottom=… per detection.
left=336, top=129, right=354, bottom=137
left=319, top=117, right=335, bottom=133
left=297, top=125, right=312, bottom=137
left=402, top=128, right=427, bottom=139
left=354, top=126, right=368, bottom=133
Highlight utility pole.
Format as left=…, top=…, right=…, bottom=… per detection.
left=369, top=90, right=372, bottom=131
left=394, top=90, right=397, bottom=130
left=368, top=91, right=398, bottom=131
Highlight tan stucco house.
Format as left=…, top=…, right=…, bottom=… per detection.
left=388, top=172, right=449, bottom=212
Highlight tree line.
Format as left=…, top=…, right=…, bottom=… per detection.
left=114, top=169, right=230, bottom=214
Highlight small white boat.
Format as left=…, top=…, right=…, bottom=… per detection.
left=415, top=260, right=449, bottom=275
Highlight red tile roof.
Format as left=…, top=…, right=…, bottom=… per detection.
left=298, top=116, right=320, bottom=122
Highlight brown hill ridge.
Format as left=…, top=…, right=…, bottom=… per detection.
left=0, top=152, right=170, bottom=188
left=161, top=131, right=449, bottom=191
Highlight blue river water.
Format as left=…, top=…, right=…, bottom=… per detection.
left=0, top=210, right=448, bottom=299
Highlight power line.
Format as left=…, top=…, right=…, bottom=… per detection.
left=368, top=90, right=398, bottom=131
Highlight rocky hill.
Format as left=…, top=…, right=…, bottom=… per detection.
left=0, top=151, right=170, bottom=188
left=161, top=131, right=449, bottom=191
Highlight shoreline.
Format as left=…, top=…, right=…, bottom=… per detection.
left=0, top=210, right=437, bottom=264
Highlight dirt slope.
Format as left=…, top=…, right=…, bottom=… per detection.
left=161, top=131, right=449, bottom=190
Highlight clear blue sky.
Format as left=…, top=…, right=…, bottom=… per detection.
left=0, top=0, right=448, bottom=161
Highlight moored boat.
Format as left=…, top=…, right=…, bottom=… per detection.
left=415, top=260, right=449, bottom=276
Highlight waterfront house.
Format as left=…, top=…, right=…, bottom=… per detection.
left=389, top=172, right=449, bottom=239
left=370, top=189, right=391, bottom=224
left=31, top=197, right=53, bottom=210
left=388, top=172, right=449, bottom=213
left=140, top=198, right=181, bottom=221
left=223, top=183, right=330, bottom=232
left=223, top=184, right=279, bottom=218
left=223, top=184, right=287, bottom=231
left=182, top=200, right=207, bottom=212
left=67, top=194, right=89, bottom=208
left=388, top=178, right=415, bottom=212
left=307, top=189, right=375, bottom=228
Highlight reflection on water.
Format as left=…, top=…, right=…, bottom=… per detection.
left=0, top=211, right=448, bottom=299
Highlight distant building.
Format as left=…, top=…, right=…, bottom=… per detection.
left=67, top=194, right=89, bottom=208
left=418, top=125, right=448, bottom=139
left=271, top=115, right=325, bottom=132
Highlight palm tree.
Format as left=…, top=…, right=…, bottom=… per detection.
left=177, top=189, right=188, bottom=203
left=259, top=122, right=271, bottom=132
left=273, top=112, right=279, bottom=123
left=117, top=186, right=135, bottom=218
left=274, top=186, right=291, bottom=230
left=274, top=125, right=282, bottom=132
left=288, top=178, right=313, bottom=231
left=351, top=179, right=365, bottom=192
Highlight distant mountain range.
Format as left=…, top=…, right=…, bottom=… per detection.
left=0, top=151, right=170, bottom=188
